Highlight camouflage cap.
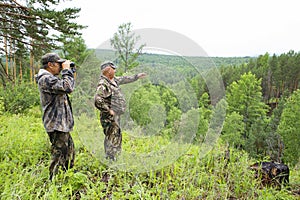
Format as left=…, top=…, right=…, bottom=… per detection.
left=100, top=61, right=117, bottom=70
left=41, top=53, right=66, bottom=65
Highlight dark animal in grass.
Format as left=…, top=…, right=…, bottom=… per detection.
left=249, top=161, right=289, bottom=188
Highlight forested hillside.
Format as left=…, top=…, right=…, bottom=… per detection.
left=1, top=49, right=300, bottom=199
left=95, top=49, right=252, bottom=68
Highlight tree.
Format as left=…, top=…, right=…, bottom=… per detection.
left=277, top=90, right=300, bottom=166
left=264, top=92, right=288, bottom=162
left=128, top=84, right=181, bottom=128
left=255, top=53, right=270, bottom=102
left=226, top=72, right=270, bottom=157
left=269, top=54, right=281, bottom=100
left=273, top=51, right=300, bottom=97
left=110, top=22, right=145, bottom=73
left=195, top=93, right=212, bottom=143
left=221, top=111, right=245, bottom=148
left=226, top=72, right=268, bottom=136
left=0, top=0, right=85, bottom=84
left=59, top=34, right=92, bottom=65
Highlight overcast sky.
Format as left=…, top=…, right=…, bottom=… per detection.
left=61, top=0, right=300, bottom=57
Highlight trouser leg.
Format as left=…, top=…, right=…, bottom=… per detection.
left=101, top=114, right=122, bottom=160
left=47, top=131, right=75, bottom=180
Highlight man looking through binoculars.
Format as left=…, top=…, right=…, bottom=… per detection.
left=35, top=52, right=76, bottom=180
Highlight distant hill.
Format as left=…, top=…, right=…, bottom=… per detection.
left=93, top=49, right=253, bottom=68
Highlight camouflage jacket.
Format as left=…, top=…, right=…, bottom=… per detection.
left=94, top=74, right=139, bottom=115
left=35, top=69, right=75, bottom=133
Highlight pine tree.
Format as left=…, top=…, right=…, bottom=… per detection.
left=221, top=111, right=245, bottom=148
left=0, top=0, right=85, bottom=84
left=110, top=22, right=145, bottom=73
left=277, top=90, right=300, bottom=166
left=226, top=72, right=269, bottom=157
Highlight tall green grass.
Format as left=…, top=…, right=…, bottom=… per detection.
left=0, top=109, right=299, bottom=199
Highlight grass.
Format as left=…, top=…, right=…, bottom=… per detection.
left=0, top=109, right=299, bottom=199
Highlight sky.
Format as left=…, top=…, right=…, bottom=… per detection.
left=61, top=0, right=300, bottom=57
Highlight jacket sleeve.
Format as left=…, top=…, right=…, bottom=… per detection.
left=39, top=69, right=75, bottom=94
left=115, top=74, right=139, bottom=85
left=94, top=82, right=111, bottom=112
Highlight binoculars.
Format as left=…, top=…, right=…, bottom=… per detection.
left=60, top=62, right=76, bottom=73
left=70, top=62, right=76, bottom=73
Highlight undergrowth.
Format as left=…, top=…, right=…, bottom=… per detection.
left=0, top=109, right=299, bottom=199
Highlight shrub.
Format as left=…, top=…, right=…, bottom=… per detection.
left=0, top=82, right=40, bottom=114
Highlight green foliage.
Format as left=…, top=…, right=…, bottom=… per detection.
left=1, top=48, right=300, bottom=198
left=225, top=72, right=276, bottom=158
left=226, top=72, right=268, bottom=135
left=209, top=98, right=227, bottom=131
left=195, top=92, right=212, bottom=142
left=195, top=108, right=209, bottom=143
left=128, top=84, right=181, bottom=131
left=110, top=22, right=145, bottom=73
left=0, top=0, right=85, bottom=58
left=220, top=51, right=300, bottom=104
left=277, top=90, right=300, bottom=166
left=221, top=112, right=245, bottom=148
left=129, top=84, right=162, bottom=126
left=0, top=112, right=49, bottom=199
left=0, top=82, right=40, bottom=114
left=97, top=49, right=299, bottom=105
left=198, top=92, right=211, bottom=109
left=1, top=110, right=299, bottom=199
left=59, top=35, right=93, bottom=65
left=265, top=94, right=287, bottom=162
left=0, top=0, right=86, bottom=88
left=246, top=117, right=271, bottom=158
left=0, top=96, right=4, bottom=115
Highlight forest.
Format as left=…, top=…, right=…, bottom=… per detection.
left=1, top=0, right=300, bottom=199
left=1, top=48, right=300, bottom=199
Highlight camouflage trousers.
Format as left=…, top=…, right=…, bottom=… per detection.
left=47, top=131, right=75, bottom=180
left=100, top=113, right=122, bottom=161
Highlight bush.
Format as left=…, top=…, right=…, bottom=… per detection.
left=0, top=82, right=40, bottom=114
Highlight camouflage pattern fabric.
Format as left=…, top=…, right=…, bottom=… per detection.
left=95, top=74, right=139, bottom=160
left=48, top=131, right=75, bottom=180
left=35, top=68, right=75, bottom=179
left=101, top=113, right=122, bottom=160
left=35, top=68, right=75, bottom=132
